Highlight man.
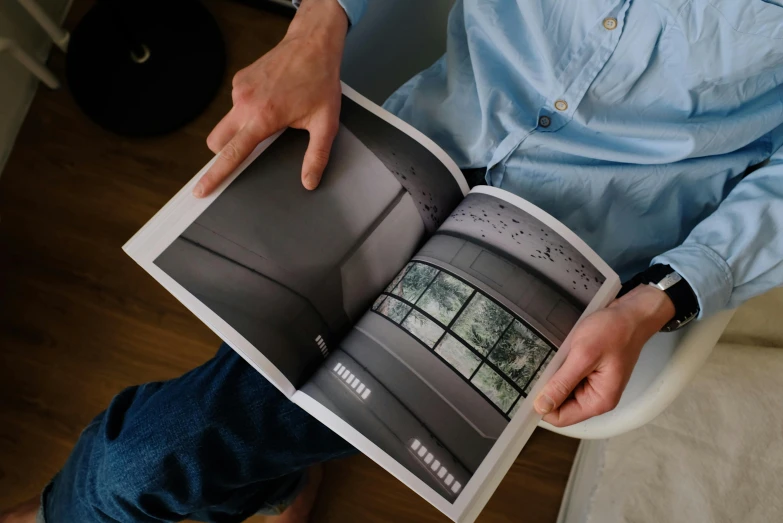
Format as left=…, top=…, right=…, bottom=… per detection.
left=4, top=0, right=782, bottom=521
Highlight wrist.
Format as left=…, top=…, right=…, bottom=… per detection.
left=288, top=0, right=349, bottom=42
left=613, top=284, right=676, bottom=331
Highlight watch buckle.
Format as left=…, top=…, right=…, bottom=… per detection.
left=663, top=310, right=698, bottom=332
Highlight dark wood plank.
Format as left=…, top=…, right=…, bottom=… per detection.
left=0, top=1, right=578, bottom=520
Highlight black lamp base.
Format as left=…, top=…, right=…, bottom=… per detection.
left=66, top=0, right=226, bottom=137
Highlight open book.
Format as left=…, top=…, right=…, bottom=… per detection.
left=124, top=84, right=620, bottom=523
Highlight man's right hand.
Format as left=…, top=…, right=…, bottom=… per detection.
left=193, top=0, right=349, bottom=198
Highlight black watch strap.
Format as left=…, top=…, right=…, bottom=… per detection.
left=618, top=264, right=700, bottom=332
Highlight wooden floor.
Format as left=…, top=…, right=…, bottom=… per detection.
left=0, top=1, right=579, bottom=521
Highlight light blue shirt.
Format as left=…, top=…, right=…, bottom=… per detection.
left=334, top=0, right=783, bottom=318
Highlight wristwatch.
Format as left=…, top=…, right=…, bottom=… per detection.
left=617, top=264, right=700, bottom=332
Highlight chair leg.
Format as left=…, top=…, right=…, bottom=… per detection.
left=0, top=38, right=61, bottom=89
left=15, top=0, right=71, bottom=52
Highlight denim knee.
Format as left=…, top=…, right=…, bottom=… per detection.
left=42, top=347, right=355, bottom=522
left=43, top=384, right=199, bottom=521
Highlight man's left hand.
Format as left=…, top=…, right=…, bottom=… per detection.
left=534, top=284, right=675, bottom=426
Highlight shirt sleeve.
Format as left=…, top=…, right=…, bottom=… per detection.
left=291, top=0, right=367, bottom=27
left=653, top=136, right=783, bottom=318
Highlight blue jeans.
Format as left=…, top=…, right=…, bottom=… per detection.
left=40, top=344, right=355, bottom=522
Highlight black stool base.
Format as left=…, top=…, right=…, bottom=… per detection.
left=66, top=0, right=226, bottom=137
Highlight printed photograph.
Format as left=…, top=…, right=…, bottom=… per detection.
left=437, top=191, right=606, bottom=309
left=339, top=96, right=464, bottom=232
left=301, top=192, right=604, bottom=504
left=152, top=97, right=463, bottom=387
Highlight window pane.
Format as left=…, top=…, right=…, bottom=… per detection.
left=385, top=263, right=412, bottom=293
left=401, top=310, right=444, bottom=347
left=376, top=296, right=411, bottom=323
left=435, top=334, right=481, bottom=377
left=524, top=351, right=554, bottom=395
left=416, top=273, right=473, bottom=324
left=389, top=263, right=438, bottom=303
left=372, top=294, right=387, bottom=311
left=471, top=364, right=519, bottom=412
left=452, top=295, right=513, bottom=354
left=488, top=321, right=552, bottom=387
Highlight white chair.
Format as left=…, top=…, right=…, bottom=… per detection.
left=1, top=0, right=71, bottom=90
left=541, top=309, right=734, bottom=438
left=0, top=37, right=60, bottom=89
left=15, top=0, right=71, bottom=52
left=341, top=0, right=736, bottom=440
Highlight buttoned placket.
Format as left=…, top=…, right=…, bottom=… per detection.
left=486, top=0, right=632, bottom=185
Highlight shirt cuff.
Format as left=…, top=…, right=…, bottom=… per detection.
left=291, top=0, right=366, bottom=27
left=652, top=242, right=734, bottom=319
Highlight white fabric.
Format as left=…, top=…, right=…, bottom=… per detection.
left=568, top=289, right=783, bottom=523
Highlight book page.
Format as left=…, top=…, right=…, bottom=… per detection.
left=294, top=186, right=621, bottom=521
left=123, top=84, right=469, bottom=395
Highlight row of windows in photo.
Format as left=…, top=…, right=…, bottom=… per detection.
left=372, top=261, right=556, bottom=418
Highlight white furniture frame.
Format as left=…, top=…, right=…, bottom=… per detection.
left=16, top=0, right=70, bottom=52
left=2, top=0, right=70, bottom=89
left=542, top=309, right=734, bottom=438
left=0, top=36, right=60, bottom=89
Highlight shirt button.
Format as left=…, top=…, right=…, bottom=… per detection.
left=538, top=115, right=551, bottom=128
left=603, top=17, right=618, bottom=30
left=554, top=100, right=568, bottom=111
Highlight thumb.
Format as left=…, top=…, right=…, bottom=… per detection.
left=534, top=353, right=592, bottom=415
left=301, top=116, right=338, bottom=190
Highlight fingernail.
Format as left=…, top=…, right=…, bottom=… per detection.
left=193, top=185, right=204, bottom=198
left=303, top=172, right=317, bottom=190
left=535, top=394, right=555, bottom=415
